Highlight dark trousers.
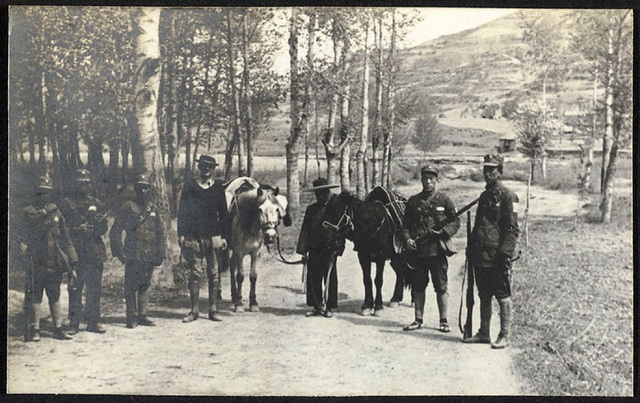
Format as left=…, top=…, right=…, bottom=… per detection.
left=68, top=260, right=104, bottom=326
left=306, top=249, right=338, bottom=311
left=124, top=260, right=154, bottom=321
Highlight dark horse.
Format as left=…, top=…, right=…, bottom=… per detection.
left=322, top=188, right=407, bottom=316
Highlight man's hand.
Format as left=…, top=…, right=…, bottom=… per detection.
left=405, top=238, right=417, bottom=251
left=178, top=236, right=185, bottom=249
left=220, top=238, right=228, bottom=251
left=68, top=264, right=79, bottom=291
left=301, top=255, right=308, bottom=264
left=493, top=252, right=511, bottom=268
left=426, top=228, right=443, bottom=237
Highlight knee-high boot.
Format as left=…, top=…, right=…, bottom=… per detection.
left=463, top=297, right=492, bottom=343
left=183, top=280, right=200, bottom=322
left=492, top=298, right=511, bottom=349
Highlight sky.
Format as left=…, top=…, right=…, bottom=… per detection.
left=273, top=8, right=516, bottom=74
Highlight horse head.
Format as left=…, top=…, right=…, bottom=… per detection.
left=256, top=186, right=288, bottom=245
left=322, top=190, right=356, bottom=240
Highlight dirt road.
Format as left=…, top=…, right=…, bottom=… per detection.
left=10, top=178, right=585, bottom=396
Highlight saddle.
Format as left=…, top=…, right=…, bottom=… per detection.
left=365, top=186, right=406, bottom=254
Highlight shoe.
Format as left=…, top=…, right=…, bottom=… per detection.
left=67, top=324, right=80, bottom=335
left=138, top=316, right=156, bottom=326
left=305, top=308, right=321, bottom=317
left=26, top=330, right=41, bottom=342
left=126, top=317, right=138, bottom=329
left=323, top=310, right=333, bottom=318
left=208, top=312, right=222, bottom=322
left=462, top=332, right=491, bottom=344
left=182, top=312, right=199, bottom=323
left=403, top=321, right=423, bottom=331
left=492, top=335, right=509, bottom=349
left=439, top=322, right=451, bottom=333
left=86, top=323, right=106, bottom=333
left=53, top=328, right=73, bottom=340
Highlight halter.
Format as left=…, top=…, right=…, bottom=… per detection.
left=322, top=198, right=354, bottom=235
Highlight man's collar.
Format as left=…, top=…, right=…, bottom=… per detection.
left=197, top=176, right=215, bottom=188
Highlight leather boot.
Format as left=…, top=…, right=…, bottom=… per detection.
left=208, top=277, right=219, bottom=315
left=463, top=297, right=492, bottom=343
left=183, top=280, right=200, bottom=323
left=53, top=327, right=73, bottom=340
left=137, top=289, right=155, bottom=326
left=492, top=298, right=512, bottom=349
left=436, top=291, right=449, bottom=324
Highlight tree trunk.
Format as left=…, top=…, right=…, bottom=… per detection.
left=339, top=32, right=351, bottom=189
left=130, top=7, right=173, bottom=286
left=600, top=30, right=614, bottom=195
left=286, top=8, right=302, bottom=219
left=303, top=12, right=317, bottom=188
left=227, top=9, right=245, bottom=178
left=242, top=12, right=254, bottom=177
left=38, top=71, right=47, bottom=169
left=371, top=17, right=383, bottom=187
left=356, top=19, right=370, bottom=200
left=384, top=9, right=397, bottom=189
left=600, top=141, right=618, bottom=223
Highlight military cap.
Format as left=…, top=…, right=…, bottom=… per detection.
left=196, top=155, right=218, bottom=167
left=134, top=174, right=151, bottom=188
left=75, top=168, right=92, bottom=182
left=37, top=174, right=53, bottom=190
left=421, top=164, right=439, bottom=177
left=303, top=177, right=340, bottom=192
left=483, top=154, right=504, bottom=167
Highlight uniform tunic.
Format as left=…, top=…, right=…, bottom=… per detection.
left=60, top=195, right=109, bottom=325
left=470, top=180, right=519, bottom=299
left=401, top=190, right=460, bottom=294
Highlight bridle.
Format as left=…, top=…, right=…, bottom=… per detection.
left=322, top=197, right=354, bottom=237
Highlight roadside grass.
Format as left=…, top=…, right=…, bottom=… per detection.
left=510, top=194, right=633, bottom=396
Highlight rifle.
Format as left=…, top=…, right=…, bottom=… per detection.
left=23, top=256, right=35, bottom=342
left=462, top=210, right=475, bottom=339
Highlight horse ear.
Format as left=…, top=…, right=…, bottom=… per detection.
left=273, top=186, right=279, bottom=196
left=257, top=187, right=263, bottom=197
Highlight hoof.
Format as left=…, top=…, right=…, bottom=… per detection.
left=389, top=301, right=399, bottom=308
left=360, top=308, right=373, bottom=316
left=234, top=304, right=245, bottom=313
left=250, top=305, right=260, bottom=312
left=373, top=308, right=383, bottom=317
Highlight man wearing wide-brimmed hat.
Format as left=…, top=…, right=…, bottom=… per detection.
left=178, top=155, right=230, bottom=323
left=296, top=178, right=344, bottom=318
left=463, top=154, right=519, bottom=349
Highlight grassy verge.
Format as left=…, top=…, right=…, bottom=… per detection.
left=510, top=195, right=633, bottom=396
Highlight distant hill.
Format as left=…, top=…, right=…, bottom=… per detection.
left=398, top=10, right=594, bottom=118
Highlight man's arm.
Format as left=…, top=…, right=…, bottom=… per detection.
left=498, top=191, right=519, bottom=257
left=440, top=195, right=461, bottom=239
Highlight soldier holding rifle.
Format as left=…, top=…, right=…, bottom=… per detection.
left=19, top=174, right=78, bottom=341
left=401, top=164, right=460, bottom=332
left=463, top=154, right=519, bottom=349
left=60, top=169, right=109, bottom=335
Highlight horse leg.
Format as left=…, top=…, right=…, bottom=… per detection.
left=249, top=251, right=259, bottom=312
left=358, top=252, right=374, bottom=316
left=373, top=260, right=385, bottom=315
left=230, top=252, right=239, bottom=304
left=234, top=254, right=245, bottom=312
left=389, top=254, right=405, bottom=307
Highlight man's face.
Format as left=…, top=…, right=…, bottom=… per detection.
left=421, top=173, right=437, bottom=193
left=314, top=189, right=330, bottom=204
left=76, top=181, right=91, bottom=195
left=135, top=184, right=152, bottom=203
left=483, top=166, right=502, bottom=185
left=198, top=162, right=215, bottom=179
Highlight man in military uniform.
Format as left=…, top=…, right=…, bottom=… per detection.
left=19, top=174, right=78, bottom=341
left=110, top=174, right=165, bottom=328
left=401, top=164, right=460, bottom=332
left=463, top=154, right=519, bottom=349
left=178, top=155, right=230, bottom=323
left=60, top=169, right=109, bottom=334
left=296, top=178, right=345, bottom=318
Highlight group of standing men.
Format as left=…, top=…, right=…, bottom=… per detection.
left=17, top=152, right=518, bottom=349
left=18, top=154, right=231, bottom=342
left=296, top=154, right=519, bottom=349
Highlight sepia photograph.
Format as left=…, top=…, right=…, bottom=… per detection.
left=6, top=6, right=633, bottom=396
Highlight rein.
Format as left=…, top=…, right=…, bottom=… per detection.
left=266, top=235, right=304, bottom=265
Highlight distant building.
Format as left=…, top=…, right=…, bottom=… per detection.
left=498, top=136, right=517, bottom=153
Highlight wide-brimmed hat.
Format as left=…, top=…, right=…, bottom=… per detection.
left=134, top=174, right=151, bottom=188
left=196, top=155, right=218, bottom=167
left=37, top=175, right=53, bottom=190
left=483, top=154, right=504, bottom=167
left=303, top=178, right=340, bottom=192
